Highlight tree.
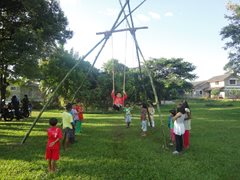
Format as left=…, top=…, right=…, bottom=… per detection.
left=0, top=0, right=72, bottom=101
left=40, top=47, right=98, bottom=106
left=211, top=89, right=220, bottom=99
left=221, top=2, right=240, bottom=73
left=145, top=58, right=197, bottom=100
left=102, top=59, right=129, bottom=91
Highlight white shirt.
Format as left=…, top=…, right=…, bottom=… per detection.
left=174, top=113, right=185, bottom=135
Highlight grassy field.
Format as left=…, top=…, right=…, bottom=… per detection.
left=0, top=99, right=240, bottom=179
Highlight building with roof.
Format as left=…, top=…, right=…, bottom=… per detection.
left=191, top=73, right=240, bottom=99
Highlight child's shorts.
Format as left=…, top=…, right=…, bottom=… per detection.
left=141, top=120, right=147, bottom=132
left=46, top=147, right=60, bottom=160
left=125, top=115, right=131, bottom=123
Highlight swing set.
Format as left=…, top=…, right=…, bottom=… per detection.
left=21, top=0, right=167, bottom=148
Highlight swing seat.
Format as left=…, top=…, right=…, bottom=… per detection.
left=113, top=104, right=122, bottom=111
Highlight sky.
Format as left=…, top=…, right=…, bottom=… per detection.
left=59, top=0, right=238, bottom=81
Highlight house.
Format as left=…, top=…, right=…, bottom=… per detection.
left=191, top=81, right=210, bottom=98
left=191, top=73, right=240, bottom=99
left=6, top=82, right=44, bottom=102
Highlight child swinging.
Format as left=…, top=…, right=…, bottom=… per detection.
left=111, top=89, right=127, bottom=111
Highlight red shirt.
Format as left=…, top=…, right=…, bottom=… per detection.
left=47, top=127, right=62, bottom=150
left=75, top=105, right=84, bottom=120
left=111, top=90, right=127, bottom=106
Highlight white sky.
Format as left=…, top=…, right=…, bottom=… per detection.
left=59, top=0, right=238, bottom=81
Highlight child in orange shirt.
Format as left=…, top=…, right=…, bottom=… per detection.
left=111, top=89, right=127, bottom=111
left=46, top=118, right=62, bottom=173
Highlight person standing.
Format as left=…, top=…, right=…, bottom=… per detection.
left=172, top=104, right=185, bottom=155
left=62, top=103, right=73, bottom=150
left=75, top=102, right=84, bottom=134
left=123, top=103, right=132, bottom=128
left=182, top=100, right=191, bottom=149
left=11, top=95, right=20, bottom=120
left=46, top=118, right=62, bottom=173
left=22, top=94, right=29, bottom=117
left=141, top=103, right=148, bottom=136
left=148, top=103, right=155, bottom=127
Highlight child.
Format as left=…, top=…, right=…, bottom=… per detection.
left=70, top=104, right=79, bottom=142
left=141, top=103, right=148, bottom=136
left=148, top=103, right=155, bottom=127
left=168, top=109, right=176, bottom=146
left=75, top=102, right=84, bottom=133
left=123, top=103, right=132, bottom=128
left=182, top=100, right=191, bottom=149
left=111, top=89, right=127, bottom=111
left=62, top=103, right=74, bottom=150
left=46, top=118, right=62, bottom=173
left=172, top=104, right=185, bottom=155
left=71, top=104, right=79, bottom=127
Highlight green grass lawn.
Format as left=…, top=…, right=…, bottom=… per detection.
left=0, top=99, right=240, bottom=179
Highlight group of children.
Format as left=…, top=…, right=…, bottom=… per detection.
left=45, top=89, right=191, bottom=173
left=112, top=89, right=192, bottom=152
left=168, top=100, right=191, bottom=155
left=45, top=101, right=84, bottom=173
left=111, top=89, right=156, bottom=137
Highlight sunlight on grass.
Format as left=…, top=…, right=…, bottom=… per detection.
left=208, top=107, right=240, bottom=111
left=85, top=123, right=124, bottom=127
left=0, top=99, right=240, bottom=179
left=200, top=119, right=238, bottom=122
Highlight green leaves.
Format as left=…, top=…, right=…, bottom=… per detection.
left=221, top=2, right=240, bottom=73
left=0, top=0, right=72, bottom=99
left=145, top=58, right=196, bottom=100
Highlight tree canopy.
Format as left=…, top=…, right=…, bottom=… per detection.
left=40, top=47, right=99, bottom=107
left=145, top=58, right=197, bottom=100
left=221, top=2, right=240, bottom=73
left=0, top=0, right=72, bottom=100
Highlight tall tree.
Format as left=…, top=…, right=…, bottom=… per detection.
left=40, top=47, right=98, bottom=105
left=221, top=2, right=240, bottom=73
left=145, top=58, right=197, bottom=100
left=0, top=0, right=72, bottom=101
left=102, top=59, right=129, bottom=92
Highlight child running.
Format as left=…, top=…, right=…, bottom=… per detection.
left=123, top=103, right=132, bottom=128
left=46, top=118, right=62, bottom=173
left=141, top=103, right=148, bottom=136
left=111, top=89, right=127, bottom=111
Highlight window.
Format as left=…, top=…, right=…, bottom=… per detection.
left=229, top=79, right=237, bottom=85
left=215, top=81, right=219, bottom=85
left=199, top=91, right=202, bottom=95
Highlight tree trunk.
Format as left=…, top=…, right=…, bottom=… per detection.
left=0, top=73, right=8, bottom=104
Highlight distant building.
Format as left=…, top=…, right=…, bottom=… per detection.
left=6, top=82, right=43, bottom=102
left=191, top=73, right=240, bottom=99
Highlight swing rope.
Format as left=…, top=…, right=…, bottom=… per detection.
left=111, top=30, right=127, bottom=93
left=123, top=23, right=127, bottom=93
left=111, top=36, right=115, bottom=91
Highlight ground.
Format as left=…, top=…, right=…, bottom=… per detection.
left=0, top=99, right=240, bottom=179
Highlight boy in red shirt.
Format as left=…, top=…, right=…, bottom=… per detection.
left=111, top=89, right=127, bottom=111
left=46, top=118, right=62, bottom=173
